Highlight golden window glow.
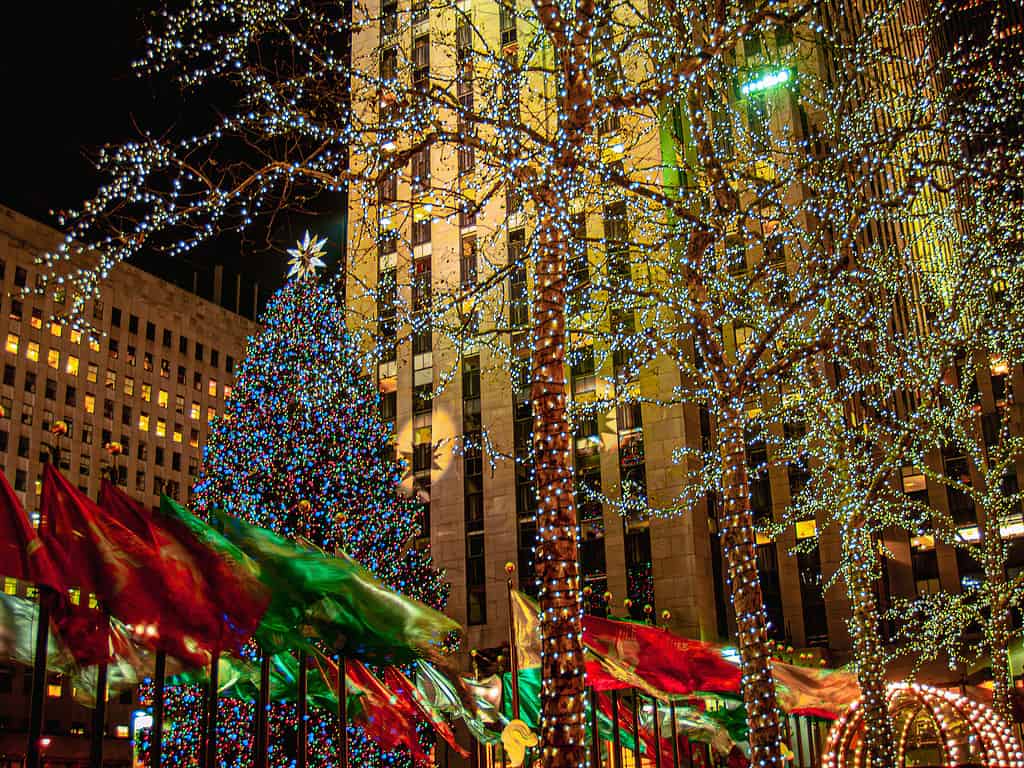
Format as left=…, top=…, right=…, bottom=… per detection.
left=47, top=349, right=60, bottom=370
left=47, top=683, right=62, bottom=698
left=173, top=425, right=183, bottom=443
left=87, top=364, right=98, bottom=383
left=5, top=333, right=19, bottom=354
left=796, top=519, right=817, bottom=540
left=50, top=322, right=62, bottom=338
left=88, top=336, right=100, bottom=353
left=70, top=329, right=82, bottom=345
left=158, top=389, right=169, bottom=408
left=139, top=413, right=150, bottom=431
left=3, top=577, right=17, bottom=595
left=30, top=313, right=42, bottom=330
left=207, top=407, right=216, bottom=423
left=26, top=342, right=39, bottom=362
left=142, top=383, right=152, bottom=402
left=66, top=356, right=79, bottom=376
left=85, top=394, right=96, bottom=414
left=223, top=384, right=232, bottom=400
left=124, top=377, right=134, bottom=397
left=156, top=418, right=166, bottom=438
left=190, top=402, right=200, bottom=420
left=208, top=379, right=218, bottom=397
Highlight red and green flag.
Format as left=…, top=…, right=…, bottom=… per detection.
left=385, top=666, right=470, bottom=759
left=213, top=510, right=461, bottom=665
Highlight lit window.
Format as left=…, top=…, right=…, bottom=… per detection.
left=49, top=322, right=62, bottom=338
left=30, top=310, right=43, bottom=330
left=66, top=356, right=79, bottom=376
left=47, top=682, right=62, bottom=698
left=3, top=576, right=17, bottom=595
left=26, top=342, right=39, bottom=362
left=124, top=377, right=135, bottom=397
left=207, top=407, right=216, bottom=423
left=84, top=394, right=96, bottom=414
left=141, top=383, right=152, bottom=403
left=189, top=428, right=199, bottom=448
left=88, top=336, right=100, bottom=353
left=115, top=725, right=130, bottom=739
left=223, top=384, right=233, bottom=400
left=138, top=413, right=150, bottom=431
left=208, top=379, right=218, bottom=397
left=47, top=349, right=59, bottom=370
left=156, top=418, right=167, bottom=438
left=5, top=333, right=19, bottom=354
left=70, top=329, right=82, bottom=345
left=190, top=402, right=200, bottom=420
left=105, top=370, right=117, bottom=390
left=173, top=424, right=183, bottom=443
left=158, top=389, right=169, bottom=408
left=87, top=364, right=98, bottom=383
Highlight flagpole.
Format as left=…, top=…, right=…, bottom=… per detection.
left=650, top=694, right=662, bottom=768
left=202, top=651, right=220, bottom=768
left=151, top=650, right=167, bottom=768
left=630, top=689, right=640, bottom=766
left=297, top=650, right=308, bottom=768
left=611, top=690, right=622, bottom=768
left=90, top=655, right=109, bottom=766
left=589, top=687, right=601, bottom=768
left=25, top=587, right=51, bottom=768
left=668, top=699, right=679, bottom=768
left=504, top=563, right=521, bottom=720
left=337, top=656, right=348, bottom=768
left=254, top=647, right=271, bottom=768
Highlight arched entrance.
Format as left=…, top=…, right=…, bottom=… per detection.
left=824, top=682, right=1023, bottom=768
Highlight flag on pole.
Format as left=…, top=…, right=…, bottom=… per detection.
left=213, top=510, right=461, bottom=665
left=385, top=666, right=470, bottom=758
left=0, top=470, right=62, bottom=589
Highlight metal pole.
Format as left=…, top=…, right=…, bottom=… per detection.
left=630, top=690, right=641, bottom=766
left=506, top=570, right=521, bottom=719
left=669, top=699, right=680, bottom=768
left=337, top=657, right=348, bottom=768
left=297, top=651, right=308, bottom=768
left=590, top=688, right=601, bottom=768
left=25, top=589, right=51, bottom=768
left=203, top=651, right=220, bottom=768
left=611, top=690, right=623, bottom=768
left=794, top=716, right=805, bottom=768
left=651, top=695, right=662, bottom=768
left=90, top=660, right=109, bottom=766
left=254, top=649, right=271, bottom=768
left=150, top=650, right=167, bottom=768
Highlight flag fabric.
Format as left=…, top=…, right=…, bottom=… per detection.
left=100, top=488, right=269, bottom=661
left=773, top=660, right=859, bottom=718
left=385, top=666, right=470, bottom=758
left=414, top=660, right=503, bottom=745
left=317, top=656, right=431, bottom=764
left=0, top=471, right=62, bottom=590
left=214, top=510, right=461, bottom=665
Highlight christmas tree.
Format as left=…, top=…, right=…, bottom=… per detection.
left=144, top=233, right=449, bottom=767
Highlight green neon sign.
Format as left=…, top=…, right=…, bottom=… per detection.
left=740, top=67, right=792, bottom=95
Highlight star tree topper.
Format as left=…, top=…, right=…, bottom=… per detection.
left=286, top=231, right=328, bottom=280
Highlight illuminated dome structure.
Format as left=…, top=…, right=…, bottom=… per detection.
left=824, top=682, right=1024, bottom=768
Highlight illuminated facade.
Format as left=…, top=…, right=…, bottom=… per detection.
left=343, top=0, right=1024, bottom=669
left=0, top=204, right=256, bottom=767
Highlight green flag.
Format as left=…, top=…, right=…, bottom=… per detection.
left=213, top=511, right=461, bottom=665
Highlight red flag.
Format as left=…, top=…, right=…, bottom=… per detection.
left=319, top=656, right=431, bottom=764
left=38, top=466, right=212, bottom=667
left=583, top=615, right=742, bottom=696
left=385, top=666, right=469, bottom=759
left=0, top=470, right=62, bottom=590
left=99, top=481, right=267, bottom=657
left=596, top=690, right=674, bottom=767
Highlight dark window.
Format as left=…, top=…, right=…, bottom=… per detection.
left=111, top=307, right=122, bottom=327
left=24, top=372, right=36, bottom=394
left=108, top=338, right=119, bottom=359
left=210, top=349, right=219, bottom=368
left=121, top=405, right=132, bottom=426
left=128, top=314, right=139, bottom=334
left=44, top=379, right=57, bottom=400
left=146, top=322, right=156, bottom=342
left=17, top=435, right=30, bottom=458
left=8, top=300, right=21, bottom=321
left=194, top=342, right=204, bottom=362
left=14, top=267, right=27, bottom=288
left=226, top=355, right=234, bottom=374
left=3, top=365, right=15, bottom=386
left=179, top=336, right=188, bottom=355
left=460, top=236, right=477, bottom=288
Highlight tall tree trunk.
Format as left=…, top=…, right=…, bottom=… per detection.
left=531, top=186, right=586, bottom=768
left=984, top=510, right=1014, bottom=723
left=717, top=409, right=783, bottom=766
left=841, top=519, right=896, bottom=768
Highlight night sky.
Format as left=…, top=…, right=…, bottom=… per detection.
left=1, top=2, right=344, bottom=315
